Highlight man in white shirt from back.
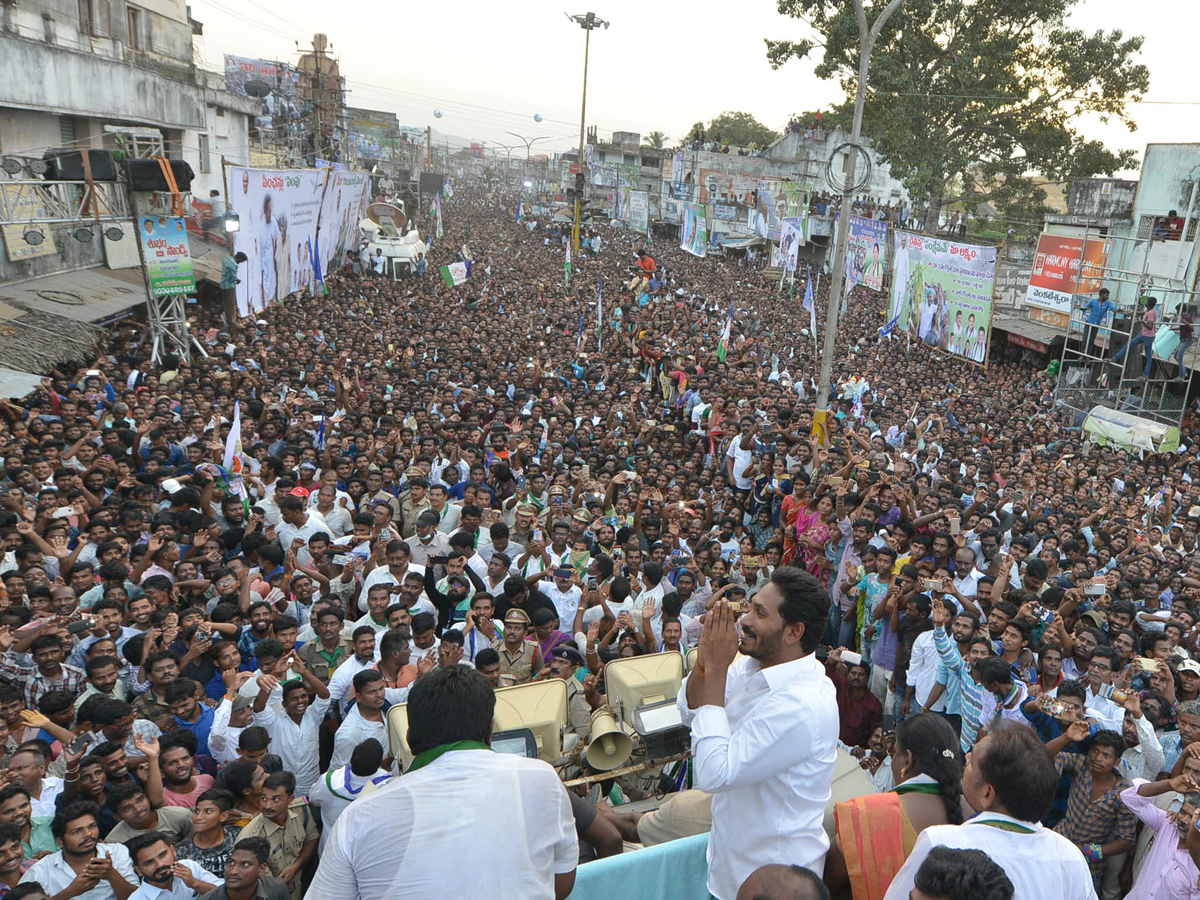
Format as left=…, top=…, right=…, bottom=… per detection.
left=678, top=567, right=839, bottom=900
left=310, top=665, right=577, bottom=900
left=884, top=724, right=1097, bottom=900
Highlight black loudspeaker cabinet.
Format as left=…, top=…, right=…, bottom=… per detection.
left=41, top=149, right=119, bottom=182
left=126, top=159, right=195, bottom=192
left=419, top=172, right=445, bottom=195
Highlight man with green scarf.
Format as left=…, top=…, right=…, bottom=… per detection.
left=309, top=666, right=578, bottom=899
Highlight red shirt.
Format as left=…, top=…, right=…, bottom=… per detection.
left=825, top=661, right=883, bottom=748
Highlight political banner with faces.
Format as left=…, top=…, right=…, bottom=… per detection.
left=228, top=167, right=327, bottom=318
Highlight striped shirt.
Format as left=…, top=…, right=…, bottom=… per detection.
left=932, top=626, right=983, bottom=751
left=1053, top=752, right=1137, bottom=877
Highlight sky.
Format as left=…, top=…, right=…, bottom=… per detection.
left=192, top=0, right=1198, bottom=176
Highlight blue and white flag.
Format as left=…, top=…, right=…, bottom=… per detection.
left=516, top=200, right=524, bottom=223
left=803, top=268, right=816, bottom=339
left=879, top=309, right=902, bottom=339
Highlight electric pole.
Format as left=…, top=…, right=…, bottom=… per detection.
left=812, top=0, right=904, bottom=445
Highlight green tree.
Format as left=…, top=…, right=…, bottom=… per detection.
left=766, top=0, right=1149, bottom=232
left=645, top=131, right=667, bottom=150
left=707, top=112, right=778, bottom=148
left=684, top=121, right=706, bottom=143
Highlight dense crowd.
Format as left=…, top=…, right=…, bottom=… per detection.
left=0, top=176, right=1197, bottom=900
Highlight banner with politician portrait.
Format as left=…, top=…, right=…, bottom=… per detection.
left=890, top=231, right=999, bottom=365
left=228, top=167, right=327, bottom=318
left=777, top=217, right=804, bottom=272
left=316, top=169, right=371, bottom=280
left=845, top=217, right=889, bottom=293
left=680, top=202, right=708, bottom=258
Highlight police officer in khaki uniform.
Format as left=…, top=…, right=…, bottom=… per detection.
left=497, top=608, right=542, bottom=684
left=547, top=646, right=597, bottom=738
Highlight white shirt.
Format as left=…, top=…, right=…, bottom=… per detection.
left=30, top=776, right=64, bottom=817
left=127, top=860, right=222, bottom=900
left=308, top=765, right=394, bottom=853
left=311, top=503, right=353, bottom=538
left=1120, top=714, right=1165, bottom=783
left=979, top=682, right=1028, bottom=733
left=1085, top=689, right=1126, bottom=732
left=328, top=704, right=388, bottom=770
left=328, top=654, right=379, bottom=713
left=883, top=813, right=1098, bottom=900
left=252, top=695, right=332, bottom=797
left=909, top=631, right=946, bottom=711
left=277, top=512, right=329, bottom=559
left=21, top=843, right=139, bottom=900
left=431, top=503, right=461, bottom=534
left=308, top=749, right=577, bottom=900
left=725, top=436, right=754, bottom=490
left=678, top=652, right=839, bottom=899
left=206, top=696, right=245, bottom=766
left=541, top=583, right=582, bottom=625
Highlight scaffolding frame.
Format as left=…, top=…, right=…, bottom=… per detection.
left=1055, top=227, right=1200, bottom=431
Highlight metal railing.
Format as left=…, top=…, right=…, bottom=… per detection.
left=0, top=179, right=130, bottom=226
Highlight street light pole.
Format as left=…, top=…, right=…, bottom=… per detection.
left=567, top=12, right=609, bottom=254
left=505, top=132, right=551, bottom=192
left=812, top=0, right=904, bottom=446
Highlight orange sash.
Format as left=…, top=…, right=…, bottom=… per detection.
left=835, top=793, right=907, bottom=900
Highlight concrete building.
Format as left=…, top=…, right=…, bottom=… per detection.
left=0, top=0, right=256, bottom=378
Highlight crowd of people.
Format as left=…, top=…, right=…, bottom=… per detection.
left=0, top=175, right=1198, bottom=900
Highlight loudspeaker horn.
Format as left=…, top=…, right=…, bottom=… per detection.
left=586, top=707, right=634, bottom=771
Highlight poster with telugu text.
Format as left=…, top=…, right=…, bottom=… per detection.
left=138, top=216, right=195, bottom=297
left=890, top=231, right=999, bottom=364
left=228, top=167, right=328, bottom=318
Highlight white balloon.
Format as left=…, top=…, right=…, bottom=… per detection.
left=433, top=109, right=443, bottom=119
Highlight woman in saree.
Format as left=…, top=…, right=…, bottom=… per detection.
left=825, top=712, right=965, bottom=899
left=779, top=478, right=806, bottom=564
left=793, top=489, right=837, bottom=577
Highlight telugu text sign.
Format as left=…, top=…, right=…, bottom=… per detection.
left=138, top=216, right=195, bottom=297
left=1025, top=233, right=1110, bottom=315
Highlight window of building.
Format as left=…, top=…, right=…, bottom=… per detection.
left=198, top=134, right=211, bottom=174
left=59, top=117, right=77, bottom=147
left=126, top=5, right=141, bottom=49
left=78, top=0, right=96, bottom=35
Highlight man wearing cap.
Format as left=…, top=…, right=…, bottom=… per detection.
left=509, top=504, right=539, bottom=548
left=547, top=646, right=597, bottom=738
left=540, top=568, right=583, bottom=627
left=498, top=609, right=542, bottom=684
left=540, top=486, right=571, bottom=527
left=406, top=511, right=451, bottom=567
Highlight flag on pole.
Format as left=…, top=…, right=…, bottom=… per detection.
left=717, top=302, right=733, bottom=362
left=516, top=200, right=524, bottom=223
left=803, top=269, right=817, bottom=340
left=222, top=401, right=247, bottom=501
left=597, top=278, right=603, bottom=351
left=879, top=309, right=902, bottom=339
left=315, top=414, right=326, bottom=451
left=438, top=262, right=470, bottom=286
left=434, top=194, right=444, bottom=239
left=564, top=245, right=572, bottom=289
left=577, top=312, right=584, bottom=348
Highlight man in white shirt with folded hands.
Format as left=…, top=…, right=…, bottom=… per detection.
left=677, top=566, right=839, bottom=900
